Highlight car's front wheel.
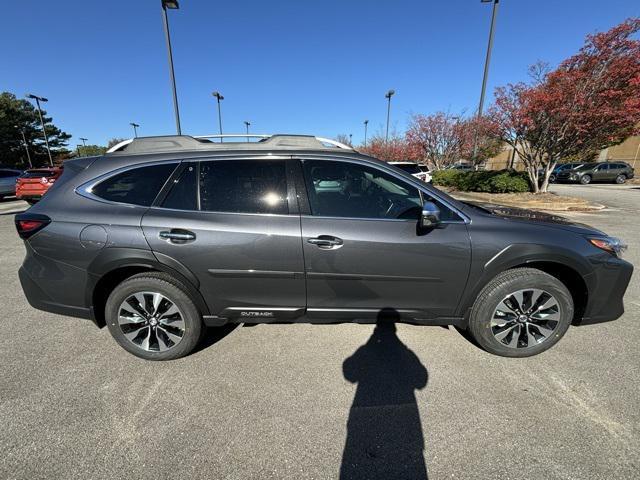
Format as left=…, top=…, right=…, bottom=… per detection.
left=549, top=174, right=556, bottom=183
left=105, top=272, right=203, bottom=360
left=579, top=175, right=592, bottom=185
left=615, top=174, right=626, bottom=184
left=467, top=268, right=573, bottom=357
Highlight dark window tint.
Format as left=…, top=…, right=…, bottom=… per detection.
left=163, top=164, right=197, bottom=210
left=92, top=163, right=176, bottom=206
left=199, top=160, right=288, bottom=214
left=0, top=170, right=20, bottom=178
left=613, top=163, right=627, bottom=169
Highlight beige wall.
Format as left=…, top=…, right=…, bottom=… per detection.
left=484, top=134, right=640, bottom=170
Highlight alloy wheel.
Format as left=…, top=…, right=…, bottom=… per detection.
left=118, top=292, right=185, bottom=352
left=490, top=288, right=561, bottom=349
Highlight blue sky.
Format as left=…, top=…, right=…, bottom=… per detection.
left=2, top=0, right=638, bottom=147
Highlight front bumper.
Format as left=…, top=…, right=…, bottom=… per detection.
left=578, top=257, right=634, bottom=325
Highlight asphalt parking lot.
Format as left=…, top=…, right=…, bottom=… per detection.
left=0, top=185, right=638, bottom=480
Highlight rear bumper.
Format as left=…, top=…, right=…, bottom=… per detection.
left=578, top=257, right=633, bottom=325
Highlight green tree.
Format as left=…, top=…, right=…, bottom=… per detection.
left=77, top=144, right=107, bottom=157
left=0, top=92, right=71, bottom=167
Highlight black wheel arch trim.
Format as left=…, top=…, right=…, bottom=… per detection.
left=456, top=243, right=594, bottom=318
left=85, top=247, right=210, bottom=316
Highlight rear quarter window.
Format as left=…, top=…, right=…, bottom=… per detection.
left=91, top=163, right=177, bottom=206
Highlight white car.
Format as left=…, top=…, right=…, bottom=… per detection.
left=389, top=162, right=432, bottom=183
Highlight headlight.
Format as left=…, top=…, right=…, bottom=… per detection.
left=588, top=237, right=627, bottom=257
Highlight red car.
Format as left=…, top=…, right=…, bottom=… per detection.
left=16, top=167, right=63, bottom=204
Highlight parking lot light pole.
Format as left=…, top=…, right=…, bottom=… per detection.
left=385, top=90, right=395, bottom=142
left=79, top=137, right=87, bottom=147
left=26, top=94, right=53, bottom=166
left=130, top=122, right=140, bottom=138
left=244, top=121, right=251, bottom=142
left=161, top=0, right=182, bottom=135
left=212, top=91, right=224, bottom=142
left=364, top=119, right=369, bottom=147
left=16, top=127, right=33, bottom=168
left=473, top=0, right=500, bottom=159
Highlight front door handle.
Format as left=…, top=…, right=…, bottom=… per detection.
left=159, top=229, right=196, bottom=243
left=307, top=235, right=343, bottom=249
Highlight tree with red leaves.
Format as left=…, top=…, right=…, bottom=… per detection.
left=405, top=112, right=501, bottom=170
left=489, top=18, right=640, bottom=193
left=359, top=132, right=415, bottom=162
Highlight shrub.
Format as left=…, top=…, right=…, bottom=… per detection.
left=432, top=169, right=531, bottom=193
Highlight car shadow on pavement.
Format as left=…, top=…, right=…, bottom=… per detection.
left=340, top=309, right=429, bottom=480
left=192, top=324, right=239, bottom=354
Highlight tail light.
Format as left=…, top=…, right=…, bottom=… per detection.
left=15, top=213, right=51, bottom=239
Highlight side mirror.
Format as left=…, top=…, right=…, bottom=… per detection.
left=420, top=201, right=441, bottom=228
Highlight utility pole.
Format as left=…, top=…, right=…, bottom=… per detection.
left=244, top=121, right=251, bottom=142
left=16, top=127, right=32, bottom=168
left=364, top=119, right=369, bottom=147
left=212, top=91, right=224, bottom=142
left=161, top=0, right=182, bottom=134
left=26, top=94, right=53, bottom=166
left=473, top=0, right=500, bottom=160
left=385, top=90, right=395, bottom=142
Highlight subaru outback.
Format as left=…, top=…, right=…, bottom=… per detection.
left=15, top=134, right=633, bottom=360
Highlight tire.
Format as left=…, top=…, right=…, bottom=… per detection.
left=26, top=199, right=38, bottom=205
left=105, top=272, right=204, bottom=360
left=579, top=175, right=591, bottom=185
left=615, top=174, right=626, bottom=184
left=468, top=268, right=573, bottom=358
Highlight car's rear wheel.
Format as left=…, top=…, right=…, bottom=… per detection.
left=615, top=174, right=626, bottom=184
left=580, top=175, right=591, bottom=185
left=468, top=268, right=573, bottom=357
left=105, top=272, right=203, bottom=360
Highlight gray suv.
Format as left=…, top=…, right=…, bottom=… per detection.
left=556, top=161, right=635, bottom=184
left=15, top=135, right=633, bottom=360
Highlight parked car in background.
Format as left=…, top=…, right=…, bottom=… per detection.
left=556, top=162, right=634, bottom=185
left=15, top=134, right=633, bottom=361
left=0, top=168, right=23, bottom=200
left=548, top=162, right=584, bottom=183
left=447, top=163, right=474, bottom=171
left=16, top=167, right=63, bottom=204
left=389, top=161, right=432, bottom=182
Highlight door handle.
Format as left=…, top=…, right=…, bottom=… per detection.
left=159, top=229, right=196, bottom=242
left=307, top=235, right=343, bottom=249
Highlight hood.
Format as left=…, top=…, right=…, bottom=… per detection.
left=464, top=202, right=605, bottom=235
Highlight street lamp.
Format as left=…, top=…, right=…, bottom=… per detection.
left=244, top=121, right=251, bottom=142
left=385, top=89, right=395, bottom=142
left=212, top=91, right=224, bottom=142
left=25, top=93, right=53, bottom=166
left=79, top=137, right=88, bottom=147
left=161, top=0, right=181, bottom=135
left=364, top=119, right=369, bottom=147
left=130, top=122, right=140, bottom=138
left=349, top=134, right=353, bottom=146
left=15, top=126, right=32, bottom=168
left=473, top=0, right=500, bottom=159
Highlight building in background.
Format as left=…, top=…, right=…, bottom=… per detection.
left=484, top=134, right=640, bottom=170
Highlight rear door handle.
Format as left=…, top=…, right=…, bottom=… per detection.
left=307, top=235, right=343, bottom=249
left=159, top=229, right=196, bottom=242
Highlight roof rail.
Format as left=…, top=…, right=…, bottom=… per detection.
left=106, top=134, right=354, bottom=154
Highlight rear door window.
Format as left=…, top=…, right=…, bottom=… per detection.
left=162, top=163, right=198, bottom=210
left=91, top=163, right=177, bottom=206
left=199, top=160, right=288, bottom=214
